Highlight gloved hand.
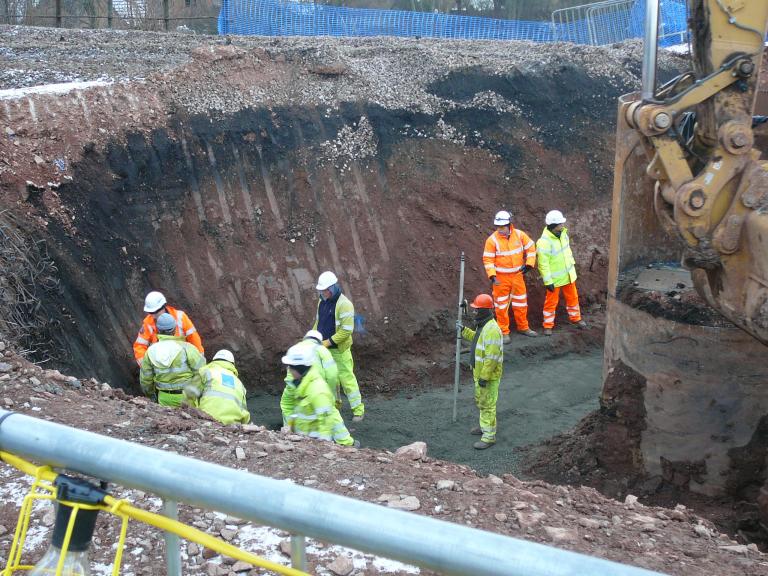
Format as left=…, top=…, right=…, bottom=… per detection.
left=456, top=320, right=464, bottom=332
left=322, top=339, right=332, bottom=348
left=521, top=264, right=532, bottom=275
left=546, top=284, right=555, bottom=292
left=490, top=276, right=500, bottom=286
left=460, top=298, right=468, bottom=312
left=478, top=379, right=488, bottom=388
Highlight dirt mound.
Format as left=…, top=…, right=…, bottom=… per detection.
left=2, top=347, right=768, bottom=575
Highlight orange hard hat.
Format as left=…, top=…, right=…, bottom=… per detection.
left=470, top=294, right=494, bottom=309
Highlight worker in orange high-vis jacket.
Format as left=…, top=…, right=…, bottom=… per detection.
left=483, top=210, right=538, bottom=343
left=133, top=291, right=204, bottom=365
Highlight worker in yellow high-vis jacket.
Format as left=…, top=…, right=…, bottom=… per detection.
left=312, top=271, right=364, bottom=422
left=457, top=294, right=504, bottom=450
left=184, top=349, right=250, bottom=425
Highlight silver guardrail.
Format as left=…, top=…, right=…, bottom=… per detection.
left=0, top=409, right=667, bottom=576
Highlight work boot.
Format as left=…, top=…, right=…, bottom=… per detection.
left=543, top=328, right=552, bottom=336
left=518, top=329, right=538, bottom=338
left=473, top=440, right=495, bottom=450
left=351, top=440, right=361, bottom=448
left=502, top=334, right=511, bottom=345
left=470, top=426, right=482, bottom=436
left=352, top=414, right=365, bottom=423
left=575, top=320, right=588, bottom=330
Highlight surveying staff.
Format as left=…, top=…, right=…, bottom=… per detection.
left=456, top=294, right=504, bottom=450
left=282, top=343, right=358, bottom=447
left=133, top=291, right=204, bottom=365
left=313, top=271, right=364, bottom=422
left=280, top=330, right=340, bottom=426
left=536, top=210, right=588, bottom=335
left=185, top=349, right=251, bottom=425
left=139, top=313, right=206, bottom=407
left=483, top=210, right=538, bottom=343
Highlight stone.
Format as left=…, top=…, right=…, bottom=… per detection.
left=29, top=376, right=41, bottom=386
left=494, top=513, right=507, bottom=522
left=0, top=525, right=7, bottom=537
left=487, top=474, right=504, bottom=486
left=205, top=563, right=219, bottom=576
left=213, top=436, right=231, bottom=446
left=326, top=554, right=354, bottom=576
left=0, top=363, right=12, bottom=373
left=624, top=494, right=638, bottom=508
left=578, top=517, right=600, bottom=529
left=718, top=544, right=749, bottom=554
left=515, top=511, right=546, bottom=528
left=167, top=435, right=188, bottom=445
left=387, top=496, right=421, bottom=511
left=188, top=543, right=200, bottom=556
left=42, top=508, right=56, bottom=527
left=231, top=560, right=252, bottom=572
left=641, top=523, right=657, bottom=532
left=34, top=155, right=45, bottom=165
left=279, top=539, right=292, bottom=556
left=544, top=526, right=579, bottom=544
left=629, top=514, right=657, bottom=525
left=436, top=480, right=455, bottom=491
left=220, top=528, right=237, bottom=541
left=235, top=446, right=246, bottom=460
left=0, top=342, right=5, bottom=352
left=101, top=382, right=112, bottom=391
left=394, top=441, right=427, bottom=461
left=286, top=434, right=304, bottom=442
left=693, top=524, right=711, bottom=538
left=241, top=424, right=264, bottom=433
left=2, top=398, right=13, bottom=408
left=131, top=397, right=148, bottom=406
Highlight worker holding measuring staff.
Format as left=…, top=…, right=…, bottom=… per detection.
left=312, top=271, right=364, bottom=422
left=456, top=294, right=504, bottom=450
left=483, top=210, right=538, bottom=342
left=536, top=209, right=588, bottom=336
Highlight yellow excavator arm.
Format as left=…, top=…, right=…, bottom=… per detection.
left=619, top=0, right=768, bottom=344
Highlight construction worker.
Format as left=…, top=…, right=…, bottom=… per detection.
left=456, top=294, right=504, bottom=450
left=312, top=271, right=364, bottom=422
left=281, top=343, right=358, bottom=447
left=280, top=330, right=340, bottom=426
left=133, top=291, right=204, bottom=365
left=139, top=313, right=206, bottom=407
left=536, top=210, right=588, bottom=336
left=184, top=349, right=251, bottom=425
left=483, top=210, right=538, bottom=342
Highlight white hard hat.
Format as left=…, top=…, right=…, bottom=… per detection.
left=213, top=349, right=235, bottom=364
left=545, top=210, right=567, bottom=225
left=316, top=271, right=338, bottom=291
left=493, top=210, right=511, bottom=226
left=144, top=291, right=167, bottom=313
left=281, top=343, right=315, bottom=367
left=304, top=330, right=323, bottom=343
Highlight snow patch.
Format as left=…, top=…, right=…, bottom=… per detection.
left=0, top=80, right=112, bottom=101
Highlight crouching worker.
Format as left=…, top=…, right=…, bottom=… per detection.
left=280, top=330, right=340, bottom=427
left=282, top=343, right=358, bottom=447
left=457, top=294, right=504, bottom=450
left=184, top=349, right=251, bottom=425
left=139, top=312, right=206, bottom=407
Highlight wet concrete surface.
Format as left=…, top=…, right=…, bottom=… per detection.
left=247, top=346, right=603, bottom=477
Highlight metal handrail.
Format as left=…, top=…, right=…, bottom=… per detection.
left=0, top=409, right=667, bottom=576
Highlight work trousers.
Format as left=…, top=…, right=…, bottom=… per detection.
left=474, top=378, right=500, bottom=444
left=542, top=281, right=581, bottom=328
left=330, top=347, right=364, bottom=416
left=492, top=272, right=529, bottom=333
left=158, top=390, right=184, bottom=408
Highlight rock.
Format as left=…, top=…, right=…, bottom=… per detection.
left=0, top=362, right=12, bottom=373
left=0, top=342, right=5, bottom=351
left=286, top=434, right=304, bottom=442
left=718, top=544, right=749, bottom=554
left=100, top=382, right=112, bottom=391
left=205, top=563, right=219, bottom=576
left=494, top=513, right=507, bottom=522
left=578, top=517, right=600, bottom=529
left=0, top=525, right=7, bottom=536
left=213, top=436, right=231, bottom=446
left=34, top=155, right=45, bottom=165
left=188, top=543, right=200, bottom=556
left=241, top=424, right=264, bottom=433
left=322, top=451, right=336, bottom=460
left=747, top=543, right=759, bottom=553
left=167, top=435, right=188, bottom=445
left=693, top=524, right=711, bottom=538
left=231, top=560, right=252, bottom=572
left=2, top=398, right=13, bottom=408
left=394, top=441, right=427, bottom=461
left=131, top=397, right=148, bottom=406
left=279, top=539, right=292, bottom=556
left=254, top=451, right=268, bottom=458
left=629, top=514, right=657, bottom=525
left=326, top=554, right=354, bottom=576
left=235, top=446, right=246, bottom=460
left=387, top=496, right=421, bottom=511
left=42, top=508, right=56, bottom=526
left=515, top=511, right=546, bottom=528
left=220, top=528, right=237, bottom=541
left=624, top=494, right=638, bottom=508
left=641, top=523, right=657, bottom=532
left=487, top=474, right=504, bottom=486
left=436, top=479, right=455, bottom=491
left=544, top=526, right=579, bottom=544
left=29, top=376, right=41, bottom=386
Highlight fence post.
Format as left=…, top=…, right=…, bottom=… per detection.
left=163, top=0, right=169, bottom=31
left=162, top=499, right=182, bottom=576
left=55, top=0, right=61, bottom=27
left=108, top=0, right=112, bottom=28
left=290, top=534, right=307, bottom=571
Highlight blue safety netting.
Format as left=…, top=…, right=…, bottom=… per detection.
left=218, top=0, right=688, bottom=46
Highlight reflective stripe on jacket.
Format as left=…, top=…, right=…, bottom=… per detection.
left=536, top=227, right=577, bottom=288
left=461, top=319, right=503, bottom=381
left=194, top=360, right=250, bottom=425
left=483, top=228, right=536, bottom=278
left=289, top=366, right=353, bottom=446
left=133, top=305, right=204, bottom=364
left=313, top=293, right=355, bottom=352
left=281, top=339, right=340, bottom=424
left=139, top=335, right=205, bottom=398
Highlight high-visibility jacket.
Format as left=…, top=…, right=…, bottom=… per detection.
left=281, top=339, right=340, bottom=424
left=313, top=293, right=355, bottom=353
left=133, top=305, right=204, bottom=364
left=536, top=227, right=577, bottom=288
left=288, top=366, right=353, bottom=446
left=139, top=335, right=205, bottom=398
left=190, top=360, right=250, bottom=425
left=461, top=318, right=504, bottom=382
left=483, top=228, right=536, bottom=278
